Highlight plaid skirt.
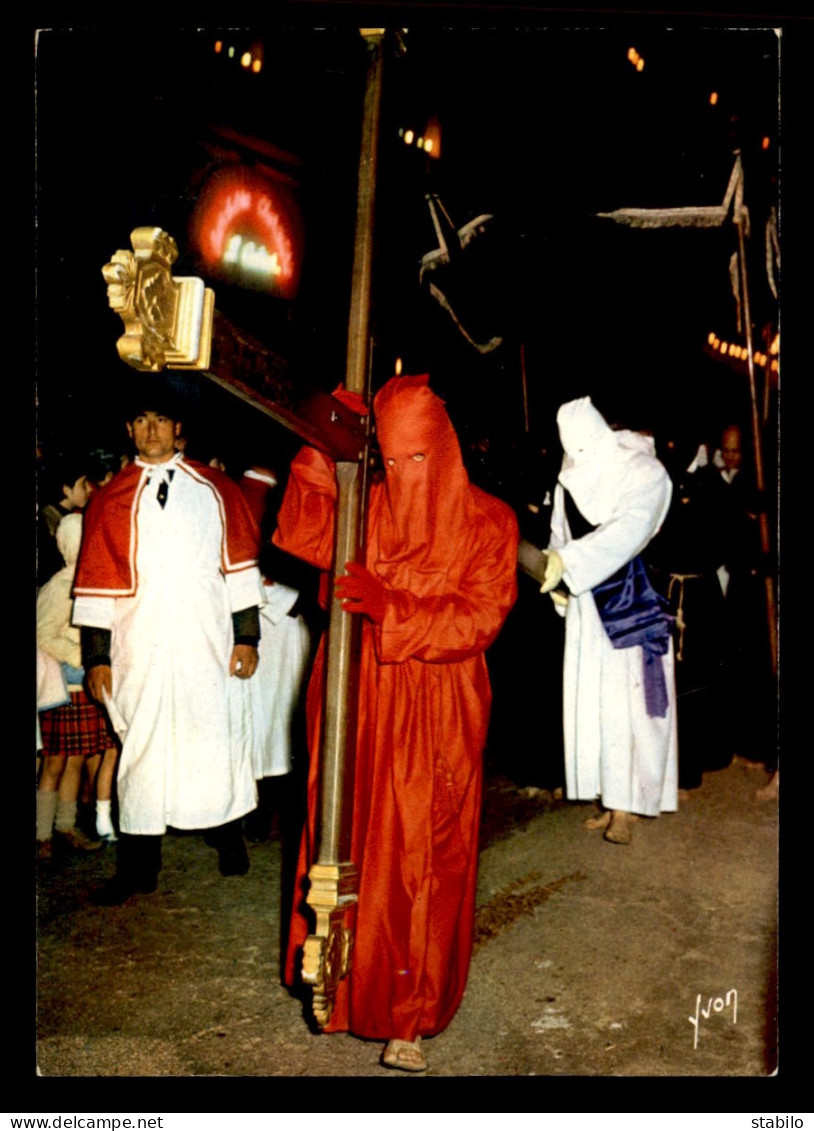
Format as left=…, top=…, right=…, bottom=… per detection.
left=39, top=687, right=117, bottom=759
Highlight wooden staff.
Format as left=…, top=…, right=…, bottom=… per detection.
left=301, top=28, right=385, bottom=1027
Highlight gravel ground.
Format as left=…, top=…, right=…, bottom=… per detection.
left=31, top=756, right=783, bottom=1098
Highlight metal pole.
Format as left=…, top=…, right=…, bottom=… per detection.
left=734, top=176, right=778, bottom=677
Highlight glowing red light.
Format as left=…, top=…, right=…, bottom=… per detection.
left=191, top=167, right=302, bottom=299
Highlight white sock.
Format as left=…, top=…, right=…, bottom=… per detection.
left=96, top=800, right=116, bottom=839
left=55, top=799, right=77, bottom=833
left=36, top=790, right=59, bottom=842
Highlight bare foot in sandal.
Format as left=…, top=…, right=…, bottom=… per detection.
left=585, top=809, right=611, bottom=830
left=382, top=1037, right=427, bottom=1072
left=604, top=810, right=634, bottom=844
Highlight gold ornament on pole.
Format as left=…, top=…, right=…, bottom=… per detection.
left=102, top=226, right=214, bottom=372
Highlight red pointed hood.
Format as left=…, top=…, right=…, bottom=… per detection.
left=371, top=374, right=471, bottom=589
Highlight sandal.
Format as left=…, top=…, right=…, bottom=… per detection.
left=381, top=1037, right=427, bottom=1072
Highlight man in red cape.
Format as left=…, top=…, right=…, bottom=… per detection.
left=273, top=373, right=518, bottom=1071
left=73, top=381, right=265, bottom=903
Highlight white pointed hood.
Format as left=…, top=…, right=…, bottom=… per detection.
left=557, top=397, right=660, bottom=527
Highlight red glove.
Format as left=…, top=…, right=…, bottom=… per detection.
left=335, top=561, right=387, bottom=624
left=331, top=385, right=369, bottom=417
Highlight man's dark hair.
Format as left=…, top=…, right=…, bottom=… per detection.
left=123, top=378, right=182, bottom=424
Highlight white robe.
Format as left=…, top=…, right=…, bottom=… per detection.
left=73, top=463, right=263, bottom=834
left=229, top=580, right=310, bottom=779
left=550, top=408, right=678, bottom=818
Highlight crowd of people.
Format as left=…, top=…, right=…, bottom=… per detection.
left=36, top=372, right=778, bottom=1072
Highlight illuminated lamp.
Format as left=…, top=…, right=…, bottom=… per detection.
left=709, top=91, right=718, bottom=105
left=417, top=137, right=424, bottom=149
left=404, top=129, right=414, bottom=145
left=719, top=342, right=728, bottom=354
left=627, top=47, right=638, bottom=62
left=190, top=166, right=303, bottom=300
left=241, top=52, right=252, bottom=68
left=423, top=114, right=441, bottom=159
left=395, top=357, right=403, bottom=376
left=252, top=58, right=262, bottom=73
left=228, top=46, right=235, bottom=59
left=762, top=136, right=770, bottom=150
left=636, top=58, right=644, bottom=72
left=214, top=40, right=223, bottom=53
left=770, top=333, right=779, bottom=354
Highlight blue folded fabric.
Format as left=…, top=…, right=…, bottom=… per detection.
left=593, top=555, right=674, bottom=717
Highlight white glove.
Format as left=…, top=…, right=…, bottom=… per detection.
left=549, top=588, right=569, bottom=610
left=540, top=549, right=564, bottom=594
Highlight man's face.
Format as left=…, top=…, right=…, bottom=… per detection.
left=721, top=427, right=742, bottom=473
left=62, top=475, right=90, bottom=510
left=126, top=411, right=181, bottom=465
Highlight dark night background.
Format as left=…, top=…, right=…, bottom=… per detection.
left=24, top=10, right=809, bottom=1099
left=34, top=16, right=785, bottom=493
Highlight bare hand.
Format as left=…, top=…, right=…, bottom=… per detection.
left=87, top=664, right=113, bottom=703
left=230, top=644, right=259, bottom=680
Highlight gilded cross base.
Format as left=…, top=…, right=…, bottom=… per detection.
left=302, top=861, right=358, bottom=1028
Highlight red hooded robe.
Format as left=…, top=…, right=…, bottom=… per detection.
left=274, top=374, right=518, bottom=1041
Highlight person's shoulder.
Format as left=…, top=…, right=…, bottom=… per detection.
left=86, top=462, right=139, bottom=514
left=36, top=570, right=58, bottom=604
left=181, top=460, right=233, bottom=489
left=469, top=484, right=519, bottom=537
left=625, top=445, right=671, bottom=485
left=182, top=461, right=254, bottom=512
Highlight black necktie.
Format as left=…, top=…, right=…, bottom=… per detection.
left=156, top=469, right=175, bottom=508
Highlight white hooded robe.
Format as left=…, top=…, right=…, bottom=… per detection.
left=549, top=398, right=678, bottom=817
